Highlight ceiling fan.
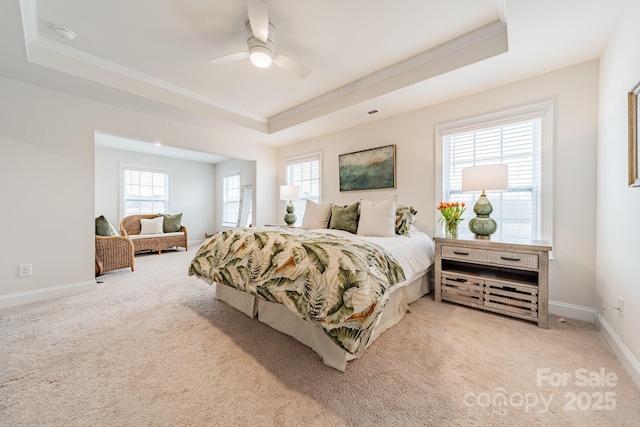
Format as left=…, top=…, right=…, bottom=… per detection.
left=210, top=0, right=310, bottom=79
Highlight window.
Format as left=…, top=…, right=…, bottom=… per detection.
left=285, top=152, right=322, bottom=225
left=222, top=171, right=241, bottom=227
left=122, top=166, right=169, bottom=216
left=437, top=102, right=553, bottom=242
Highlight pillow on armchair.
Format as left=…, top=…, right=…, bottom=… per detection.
left=95, top=215, right=118, bottom=236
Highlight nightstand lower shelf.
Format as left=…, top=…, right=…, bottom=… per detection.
left=441, top=271, right=539, bottom=322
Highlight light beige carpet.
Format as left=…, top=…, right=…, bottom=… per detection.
left=1, top=249, right=639, bottom=426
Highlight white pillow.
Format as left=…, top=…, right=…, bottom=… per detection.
left=107, top=222, right=120, bottom=236
left=357, top=195, right=398, bottom=237
left=301, top=200, right=333, bottom=229
left=140, top=216, right=164, bottom=235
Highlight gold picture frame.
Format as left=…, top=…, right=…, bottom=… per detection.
left=629, top=80, right=640, bottom=187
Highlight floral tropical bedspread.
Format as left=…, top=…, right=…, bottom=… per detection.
left=188, top=227, right=406, bottom=356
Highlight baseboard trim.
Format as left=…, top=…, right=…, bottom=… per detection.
left=189, top=239, right=205, bottom=249
left=597, top=313, right=640, bottom=390
left=549, top=300, right=597, bottom=323
left=0, top=280, right=97, bottom=309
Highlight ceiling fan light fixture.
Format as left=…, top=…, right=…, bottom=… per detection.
left=249, top=45, right=273, bottom=68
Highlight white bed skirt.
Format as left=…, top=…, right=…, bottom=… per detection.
left=214, top=272, right=431, bottom=371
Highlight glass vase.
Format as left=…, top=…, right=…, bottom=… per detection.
left=445, top=220, right=459, bottom=239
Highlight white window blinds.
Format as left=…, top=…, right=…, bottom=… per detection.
left=285, top=152, right=321, bottom=225
left=123, top=167, right=168, bottom=216
left=442, top=118, right=543, bottom=241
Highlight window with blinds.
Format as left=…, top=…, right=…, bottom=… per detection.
left=222, top=171, right=241, bottom=227
left=442, top=117, right=544, bottom=241
left=123, top=167, right=169, bottom=216
left=285, top=152, right=321, bottom=225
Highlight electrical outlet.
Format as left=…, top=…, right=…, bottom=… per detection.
left=618, top=297, right=624, bottom=318
left=18, top=264, right=32, bottom=278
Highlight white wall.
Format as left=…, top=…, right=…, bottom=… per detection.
left=0, top=75, right=277, bottom=307
left=95, top=146, right=217, bottom=244
left=216, top=159, right=256, bottom=230
left=596, top=0, right=640, bottom=383
left=277, top=60, right=600, bottom=312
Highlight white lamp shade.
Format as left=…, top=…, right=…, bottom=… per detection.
left=280, top=185, right=301, bottom=201
left=462, top=164, right=508, bottom=192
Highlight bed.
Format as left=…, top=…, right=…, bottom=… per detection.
left=188, top=221, right=435, bottom=371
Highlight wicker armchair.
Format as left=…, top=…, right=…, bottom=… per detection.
left=95, top=235, right=135, bottom=276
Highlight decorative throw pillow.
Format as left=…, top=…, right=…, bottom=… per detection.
left=107, top=222, right=120, bottom=236
left=395, top=205, right=418, bottom=235
left=300, top=200, right=333, bottom=229
left=140, top=216, right=164, bottom=235
left=158, top=213, right=182, bottom=233
left=357, top=196, right=398, bottom=237
left=95, top=215, right=117, bottom=236
left=328, top=202, right=360, bottom=234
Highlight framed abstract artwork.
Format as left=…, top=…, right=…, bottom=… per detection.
left=339, top=144, right=396, bottom=191
left=629, top=80, right=640, bottom=187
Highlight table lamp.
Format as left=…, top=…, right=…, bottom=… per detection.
left=461, top=164, right=508, bottom=239
left=280, top=185, right=301, bottom=226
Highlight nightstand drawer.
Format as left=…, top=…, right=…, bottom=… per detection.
left=441, top=245, right=538, bottom=269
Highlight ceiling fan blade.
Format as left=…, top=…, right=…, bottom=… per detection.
left=273, top=54, right=310, bottom=79
left=247, top=0, right=269, bottom=43
left=209, top=51, right=250, bottom=65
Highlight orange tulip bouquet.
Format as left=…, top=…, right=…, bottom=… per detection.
left=437, top=201, right=466, bottom=238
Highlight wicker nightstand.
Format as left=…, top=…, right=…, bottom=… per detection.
left=434, top=235, right=552, bottom=328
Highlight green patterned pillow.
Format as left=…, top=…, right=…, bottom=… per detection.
left=329, top=202, right=360, bottom=234
left=158, top=213, right=182, bottom=233
left=95, top=215, right=117, bottom=236
left=395, top=206, right=417, bottom=235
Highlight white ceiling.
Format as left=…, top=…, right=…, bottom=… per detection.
left=94, top=132, right=229, bottom=164
left=0, top=0, right=631, bottom=152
